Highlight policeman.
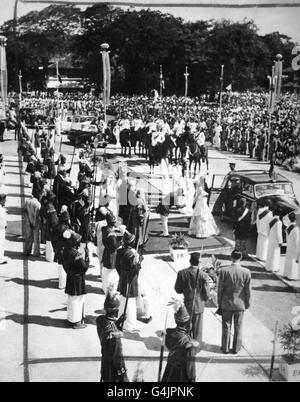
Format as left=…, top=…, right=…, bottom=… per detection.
left=96, top=288, right=128, bottom=382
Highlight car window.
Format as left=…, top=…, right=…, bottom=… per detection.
left=242, top=181, right=254, bottom=198
left=255, top=183, right=294, bottom=198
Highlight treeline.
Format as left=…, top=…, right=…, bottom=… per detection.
left=1, top=4, right=296, bottom=95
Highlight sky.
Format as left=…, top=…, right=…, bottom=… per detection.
left=0, top=0, right=299, bottom=44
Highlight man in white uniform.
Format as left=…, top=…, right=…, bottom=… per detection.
left=284, top=212, right=300, bottom=281
left=256, top=199, right=273, bottom=262
left=266, top=212, right=283, bottom=273
left=0, top=193, right=7, bottom=265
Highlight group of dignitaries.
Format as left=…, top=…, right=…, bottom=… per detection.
left=256, top=199, right=300, bottom=281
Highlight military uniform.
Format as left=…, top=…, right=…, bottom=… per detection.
left=63, top=234, right=89, bottom=328
left=96, top=316, right=128, bottom=382
left=102, top=217, right=120, bottom=295
left=116, top=232, right=140, bottom=333
left=162, top=305, right=198, bottom=383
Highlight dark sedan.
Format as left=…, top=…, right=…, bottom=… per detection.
left=208, top=170, right=300, bottom=230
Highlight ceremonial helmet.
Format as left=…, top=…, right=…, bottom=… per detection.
left=123, top=231, right=135, bottom=246
left=174, top=305, right=190, bottom=325
left=104, top=285, right=121, bottom=313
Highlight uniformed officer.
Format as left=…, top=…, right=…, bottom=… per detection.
left=63, top=230, right=89, bottom=329
left=96, top=288, right=128, bottom=382
left=162, top=303, right=199, bottom=382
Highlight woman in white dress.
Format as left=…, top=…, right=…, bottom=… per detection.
left=189, top=186, right=219, bottom=239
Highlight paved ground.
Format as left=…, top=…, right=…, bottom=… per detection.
left=0, top=131, right=299, bottom=382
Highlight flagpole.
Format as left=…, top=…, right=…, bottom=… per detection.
left=219, top=64, right=224, bottom=122
left=184, top=66, right=189, bottom=99
left=19, top=70, right=22, bottom=104
left=101, top=43, right=110, bottom=126
left=160, top=64, right=163, bottom=100
left=56, top=60, right=60, bottom=117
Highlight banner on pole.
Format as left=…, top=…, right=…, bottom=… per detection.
left=0, top=36, right=7, bottom=120
left=102, top=48, right=111, bottom=106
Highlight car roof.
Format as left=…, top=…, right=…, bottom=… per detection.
left=230, top=170, right=291, bottom=184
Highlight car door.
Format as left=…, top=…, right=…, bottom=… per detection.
left=208, top=174, right=228, bottom=215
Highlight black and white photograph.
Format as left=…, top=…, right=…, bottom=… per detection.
left=0, top=0, right=300, bottom=386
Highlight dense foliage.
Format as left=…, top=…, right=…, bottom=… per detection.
left=0, top=4, right=296, bottom=94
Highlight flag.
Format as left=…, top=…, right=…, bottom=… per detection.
left=102, top=49, right=111, bottom=106
left=0, top=36, right=7, bottom=120
left=226, top=83, right=232, bottom=92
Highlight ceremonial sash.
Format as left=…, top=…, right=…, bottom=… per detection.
left=269, top=218, right=279, bottom=229
left=287, top=224, right=296, bottom=236
left=258, top=209, right=270, bottom=220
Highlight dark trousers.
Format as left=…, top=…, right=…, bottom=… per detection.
left=191, top=313, right=204, bottom=350
left=221, top=310, right=244, bottom=353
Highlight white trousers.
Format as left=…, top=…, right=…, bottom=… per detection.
left=67, top=295, right=85, bottom=324
left=119, top=296, right=140, bottom=332
left=102, top=268, right=119, bottom=295
left=160, top=215, right=169, bottom=236
left=46, top=241, right=54, bottom=263
left=58, top=264, right=67, bottom=289
left=0, top=229, right=6, bottom=263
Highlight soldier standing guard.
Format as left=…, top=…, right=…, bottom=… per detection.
left=162, top=302, right=199, bottom=382
left=101, top=213, right=121, bottom=295
left=116, top=231, right=141, bottom=333
left=96, top=287, right=128, bottom=383
left=63, top=231, right=89, bottom=329
left=52, top=206, right=71, bottom=290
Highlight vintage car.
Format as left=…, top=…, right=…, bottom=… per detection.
left=67, top=115, right=107, bottom=147
left=208, top=170, right=300, bottom=232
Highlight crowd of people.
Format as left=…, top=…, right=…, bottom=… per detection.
left=0, top=88, right=299, bottom=382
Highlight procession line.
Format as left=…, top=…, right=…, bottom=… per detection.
left=17, top=152, right=30, bottom=383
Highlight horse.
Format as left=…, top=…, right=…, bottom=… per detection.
left=119, top=128, right=132, bottom=157
left=185, top=131, right=209, bottom=178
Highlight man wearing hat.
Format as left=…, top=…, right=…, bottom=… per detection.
left=175, top=252, right=211, bottom=350
left=0, top=194, right=8, bottom=265
left=116, top=230, right=140, bottom=333
left=162, top=302, right=199, bottom=382
left=63, top=230, right=89, bottom=329
left=40, top=191, right=58, bottom=262
left=96, top=287, right=128, bottom=382
left=217, top=250, right=251, bottom=354
left=101, top=212, right=121, bottom=295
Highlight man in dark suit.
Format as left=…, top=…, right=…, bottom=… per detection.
left=175, top=252, right=211, bottom=350
left=217, top=250, right=251, bottom=355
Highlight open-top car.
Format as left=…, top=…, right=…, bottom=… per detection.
left=208, top=170, right=300, bottom=231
